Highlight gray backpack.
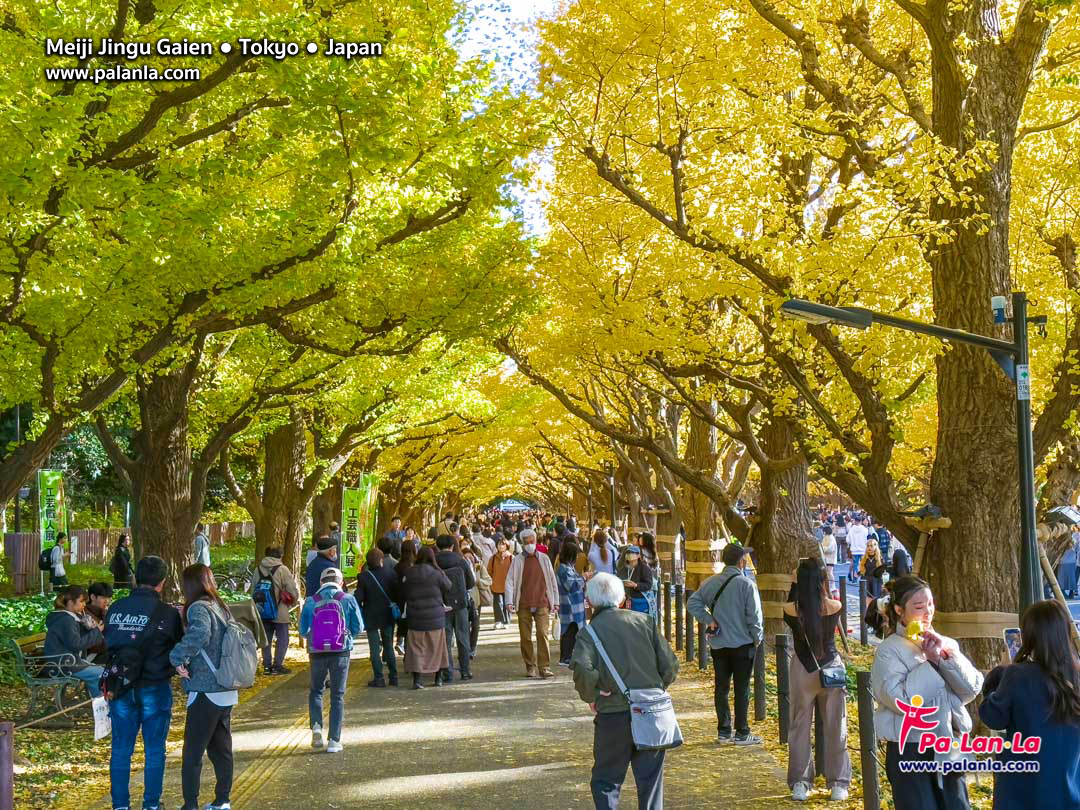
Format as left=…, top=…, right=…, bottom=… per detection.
left=199, top=605, right=259, bottom=690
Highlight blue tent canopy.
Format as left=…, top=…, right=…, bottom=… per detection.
left=492, top=499, right=532, bottom=512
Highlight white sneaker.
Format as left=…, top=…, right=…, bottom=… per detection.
left=326, top=739, right=343, bottom=753
left=829, top=786, right=849, bottom=801
left=791, top=782, right=810, bottom=801
left=311, top=725, right=324, bottom=749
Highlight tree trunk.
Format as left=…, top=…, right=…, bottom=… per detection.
left=132, top=370, right=201, bottom=596
left=252, top=412, right=308, bottom=569
left=312, top=477, right=343, bottom=539
left=753, top=416, right=813, bottom=635
left=1038, top=437, right=1080, bottom=566
left=680, top=411, right=719, bottom=588
left=923, top=31, right=1049, bottom=667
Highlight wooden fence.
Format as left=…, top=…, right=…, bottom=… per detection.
left=2, top=521, right=255, bottom=594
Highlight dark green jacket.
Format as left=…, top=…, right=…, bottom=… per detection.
left=571, top=606, right=679, bottom=713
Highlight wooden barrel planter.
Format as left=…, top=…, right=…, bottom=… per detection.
left=684, top=539, right=724, bottom=590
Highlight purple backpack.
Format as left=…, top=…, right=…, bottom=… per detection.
left=310, top=590, right=347, bottom=653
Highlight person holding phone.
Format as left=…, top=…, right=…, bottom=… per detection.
left=980, top=600, right=1080, bottom=810
left=617, top=545, right=653, bottom=614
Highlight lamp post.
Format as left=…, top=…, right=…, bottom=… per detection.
left=781, top=293, right=1044, bottom=612
left=604, top=460, right=617, bottom=529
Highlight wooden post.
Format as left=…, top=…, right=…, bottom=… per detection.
left=663, top=581, right=673, bottom=642
left=838, top=577, right=848, bottom=637
left=753, top=641, right=766, bottom=722
left=674, top=583, right=684, bottom=651
left=857, top=671, right=881, bottom=810
left=0, top=722, right=12, bottom=810
left=685, top=592, right=695, bottom=664
left=776, top=634, right=790, bottom=744
left=859, top=579, right=868, bottom=646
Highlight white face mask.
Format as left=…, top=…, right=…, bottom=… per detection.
left=523, top=544, right=536, bottom=555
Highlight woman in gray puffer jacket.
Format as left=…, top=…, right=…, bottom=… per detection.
left=169, top=564, right=235, bottom=810
left=870, top=575, right=983, bottom=810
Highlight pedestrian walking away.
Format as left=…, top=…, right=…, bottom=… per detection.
left=299, top=566, right=363, bottom=752
left=355, top=546, right=400, bottom=687
left=251, top=547, right=299, bottom=675
left=571, top=573, right=679, bottom=810
left=687, top=542, right=764, bottom=745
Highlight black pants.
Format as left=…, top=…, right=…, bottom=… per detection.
left=711, top=644, right=756, bottom=735
left=468, top=599, right=480, bottom=654
left=591, top=711, right=665, bottom=809
left=885, top=741, right=970, bottom=810
left=181, top=693, right=233, bottom=810
left=560, top=622, right=579, bottom=663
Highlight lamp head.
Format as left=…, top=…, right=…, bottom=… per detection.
left=1045, top=506, right=1080, bottom=527
left=780, top=299, right=873, bottom=329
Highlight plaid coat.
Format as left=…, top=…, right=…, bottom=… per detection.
left=556, top=563, right=586, bottom=632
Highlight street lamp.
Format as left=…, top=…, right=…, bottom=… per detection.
left=782, top=292, right=1045, bottom=611
left=604, top=460, right=616, bottom=529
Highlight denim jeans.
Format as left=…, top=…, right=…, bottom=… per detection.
left=74, top=665, right=104, bottom=698
left=110, top=680, right=174, bottom=810
left=262, top=620, right=289, bottom=669
left=309, top=652, right=350, bottom=742
left=367, top=624, right=397, bottom=681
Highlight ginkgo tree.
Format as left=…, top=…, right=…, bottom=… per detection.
left=0, top=0, right=539, bottom=504
left=536, top=0, right=1080, bottom=655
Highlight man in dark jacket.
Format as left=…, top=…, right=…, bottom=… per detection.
left=435, top=534, right=475, bottom=681
left=572, top=572, right=679, bottom=810
left=104, top=555, right=183, bottom=810
left=306, top=535, right=341, bottom=597
left=355, top=547, right=400, bottom=687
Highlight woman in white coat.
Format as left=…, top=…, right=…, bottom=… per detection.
left=869, top=575, right=983, bottom=810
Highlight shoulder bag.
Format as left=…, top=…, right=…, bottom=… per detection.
left=800, top=621, right=847, bottom=688
left=367, top=570, right=402, bottom=621
left=584, top=623, right=683, bottom=750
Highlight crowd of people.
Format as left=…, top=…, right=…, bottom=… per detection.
left=33, top=503, right=1080, bottom=810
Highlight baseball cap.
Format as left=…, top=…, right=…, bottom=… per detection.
left=721, top=543, right=753, bottom=566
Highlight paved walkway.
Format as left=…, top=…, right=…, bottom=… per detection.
left=106, top=625, right=789, bottom=809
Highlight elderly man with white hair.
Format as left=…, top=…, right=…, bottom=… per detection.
left=571, top=573, right=679, bottom=809
left=504, top=527, right=559, bottom=677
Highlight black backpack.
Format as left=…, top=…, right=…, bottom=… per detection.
left=38, top=546, right=53, bottom=571
left=100, top=601, right=166, bottom=701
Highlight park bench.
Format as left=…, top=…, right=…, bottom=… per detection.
left=4, top=634, right=90, bottom=728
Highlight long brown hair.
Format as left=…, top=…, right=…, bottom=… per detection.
left=794, top=558, right=830, bottom=657
left=181, top=563, right=227, bottom=617
left=593, top=529, right=610, bottom=563
left=416, top=546, right=438, bottom=568
left=1015, top=600, right=1080, bottom=724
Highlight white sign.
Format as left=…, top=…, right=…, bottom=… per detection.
left=1017, top=364, right=1031, bottom=400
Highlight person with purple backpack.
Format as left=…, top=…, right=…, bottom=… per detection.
left=299, top=567, right=363, bottom=754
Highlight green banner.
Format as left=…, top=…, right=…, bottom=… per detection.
left=340, top=473, right=379, bottom=577
left=38, top=469, right=72, bottom=558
